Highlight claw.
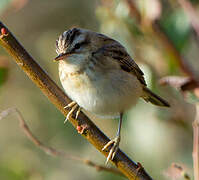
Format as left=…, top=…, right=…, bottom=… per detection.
left=64, top=101, right=76, bottom=109
left=64, top=102, right=78, bottom=123
left=102, top=136, right=120, bottom=164
left=64, top=117, right=68, bottom=124
left=63, top=101, right=82, bottom=123
left=75, top=107, right=82, bottom=119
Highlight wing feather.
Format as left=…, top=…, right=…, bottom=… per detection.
left=93, top=41, right=146, bottom=86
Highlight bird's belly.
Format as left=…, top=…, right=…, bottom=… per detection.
left=60, top=70, right=143, bottom=117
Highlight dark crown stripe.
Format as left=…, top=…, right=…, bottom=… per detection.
left=67, top=28, right=81, bottom=45
left=55, top=39, right=58, bottom=49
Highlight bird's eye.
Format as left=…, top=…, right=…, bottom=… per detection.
left=74, top=43, right=81, bottom=50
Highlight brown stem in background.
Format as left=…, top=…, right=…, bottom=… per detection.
left=126, top=0, right=141, bottom=22
left=0, top=22, right=153, bottom=180
left=159, top=76, right=191, bottom=89
left=0, top=108, right=124, bottom=177
left=192, top=119, right=199, bottom=180
left=177, top=0, right=199, bottom=40
left=159, top=76, right=199, bottom=93
left=125, top=0, right=199, bottom=87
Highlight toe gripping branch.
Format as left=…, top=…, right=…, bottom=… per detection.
left=64, top=101, right=82, bottom=123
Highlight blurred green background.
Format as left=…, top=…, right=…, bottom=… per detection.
left=0, top=0, right=198, bottom=179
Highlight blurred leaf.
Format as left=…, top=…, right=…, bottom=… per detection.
left=0, top=0, right=28, bottom=15
left=160, top=9, right=191, bottom=52
left=0, top=68, right=8, bottom=86
left=124, top=17, right=143, bottom=37
left=0, top=0, right=12, bottom=13
left=10, top=0, right=28, bottom=12
left=138, top=0, right=162, bottom=22
left=0, top=162, right=28, bottom=180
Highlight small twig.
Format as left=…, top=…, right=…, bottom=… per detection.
left=0, top=107, right=124, bottom=177
left=192, top=114, right=199, bottom=180
left=173, top=164, right=191, bottom=180
left=159, top=76, right=190, bottom=89
left=172, top=164, right=191, bottom=180
left=159, top=76, right=199, bottom=92
left=164, top=163, right=191, bottom=180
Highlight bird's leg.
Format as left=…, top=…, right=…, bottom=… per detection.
left=102, top=113, right=123, bottom=164
left=64, top=101, right=81, bottom=123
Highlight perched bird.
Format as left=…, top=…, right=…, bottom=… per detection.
left=54, top=28, right=170, bottom=163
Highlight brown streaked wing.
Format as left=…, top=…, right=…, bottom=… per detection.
left=120, top=54, right=146, bottom=86
left=93, top=42, right=146, bottom=86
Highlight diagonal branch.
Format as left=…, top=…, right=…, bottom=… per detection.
left=0, top=22, right=153, bottom=180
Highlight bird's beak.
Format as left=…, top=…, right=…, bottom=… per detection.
left=54, top=53, right=69, bottom=62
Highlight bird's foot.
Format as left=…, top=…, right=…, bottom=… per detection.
left=102, top=135, right=120, bottom=164
left=64, top=101, right=81, bottom=123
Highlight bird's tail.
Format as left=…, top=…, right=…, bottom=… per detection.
left=141, top=87, right=170, bottom=107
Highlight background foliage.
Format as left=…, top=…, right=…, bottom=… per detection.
left=0, top=0, right=198, bottom=179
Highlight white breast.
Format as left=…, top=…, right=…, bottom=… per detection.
left=59, top=60, right=143, bottom=118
